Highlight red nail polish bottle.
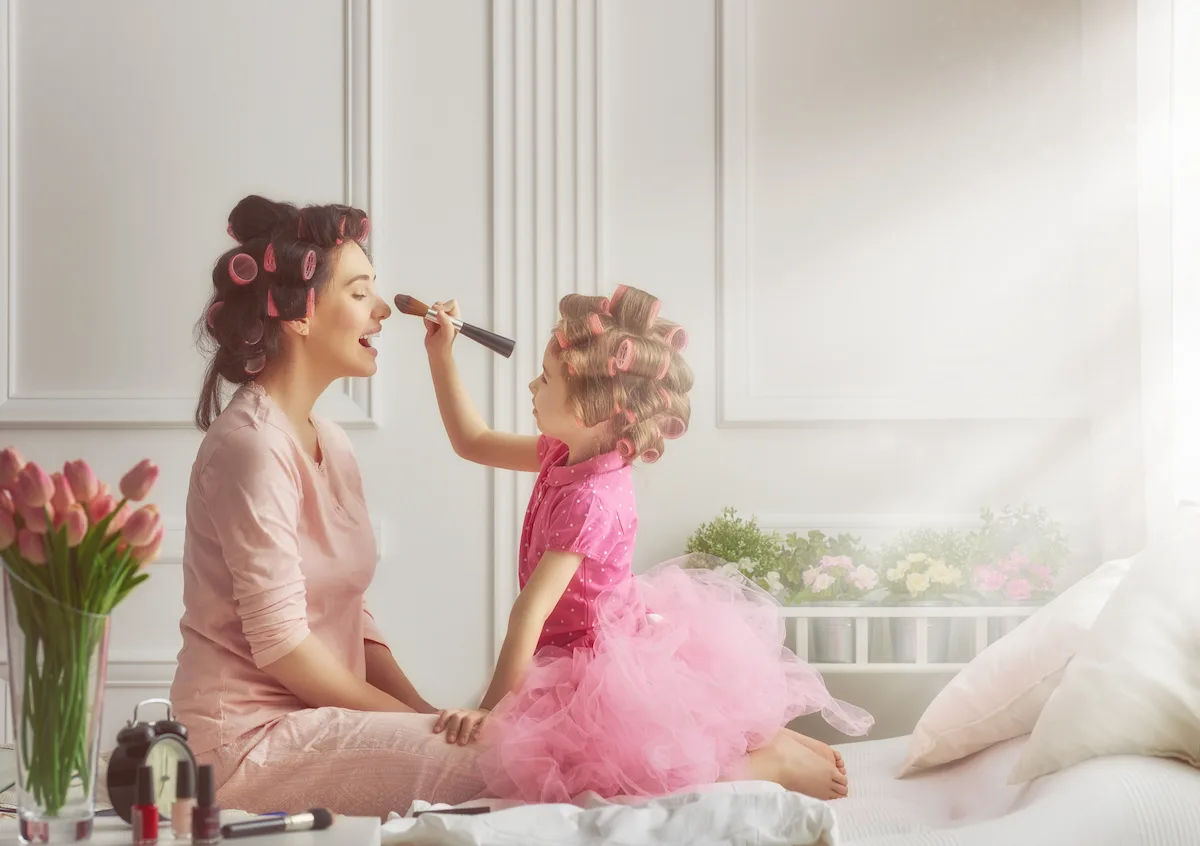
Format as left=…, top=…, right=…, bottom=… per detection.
left=131, top=765, right=158, bottom=844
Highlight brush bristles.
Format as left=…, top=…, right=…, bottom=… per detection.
left=393, top=293, right=430, bottom=317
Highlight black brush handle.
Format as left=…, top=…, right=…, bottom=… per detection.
left=457, top=321, right=516, bottom=358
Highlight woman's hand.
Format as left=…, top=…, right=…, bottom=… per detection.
left=424, top=299, right=461, bottom=357
left=433, top=707, right=490, bottom=745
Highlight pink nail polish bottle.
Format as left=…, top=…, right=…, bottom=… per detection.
left=172, top=759, right=196, bottom=839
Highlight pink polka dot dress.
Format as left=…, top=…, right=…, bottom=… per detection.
left=478, top=436, right=874, bottom=804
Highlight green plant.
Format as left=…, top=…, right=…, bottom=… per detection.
left=966, top=504, right=1071, bottom=601
left=782, top=532, right=886, bottom=603
left=684, top=507, right=785, bottom=585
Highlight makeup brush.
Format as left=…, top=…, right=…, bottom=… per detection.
left=394, top=294, right=516, bottom=358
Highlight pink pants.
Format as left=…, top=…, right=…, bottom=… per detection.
left=201, top=708, right=487, bottom=819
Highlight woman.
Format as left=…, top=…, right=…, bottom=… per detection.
left=169, top=195, right=484, bottom=817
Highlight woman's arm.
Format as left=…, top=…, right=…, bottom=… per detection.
left=263, top=635, right=414, bottom=712
left=425, top=302, right=540, bottom=472
left=364, top=641, right=437, bottom=713
left=478, top=550, right=584, bottom=710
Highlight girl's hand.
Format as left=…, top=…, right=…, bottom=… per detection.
left=433, top=707, right=490, bottom=745
left=424, top=299, right=461, bottom=356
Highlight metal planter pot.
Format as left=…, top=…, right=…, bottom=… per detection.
left=807, top=602, right=863, bottom=663
left=889, top=601, right=953, bottom=663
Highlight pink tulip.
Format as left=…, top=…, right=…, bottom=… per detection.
left=131, top=523, right=164, bottom=566
left=119, top=459, right=159, bottom=502
left=50, top=472, right=76, bottom=514
left=17, top=529, right=46, bottom=564
left=15, top=463, right=53, bottom=509
left=105, top=504, right=130, bottom=536
left=0, top=509, right=15, bottom=549
left=63, top=460, right=99, bottom=503
left=121, top=505, right=160, bottom=548
left=17, top=502, right=51, bottom=534
left=0, top=447, right=23, bottom=488
left=87, top=493, right=116, bottom=525
left=63, top=504, right=87, bottom=547
left=0, top=489, right=12, bottom=516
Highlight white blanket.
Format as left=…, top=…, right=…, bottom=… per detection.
left=381, top=781, right=836, bottom=845
left=836, top=734, right=1200, bottom=845
left=382, top=733, right=1200, bottom=846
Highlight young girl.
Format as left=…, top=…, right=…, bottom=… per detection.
left=421, top=285, right=873, bottom=804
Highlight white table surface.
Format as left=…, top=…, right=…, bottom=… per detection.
left=0, top=811, right=382, bottom=845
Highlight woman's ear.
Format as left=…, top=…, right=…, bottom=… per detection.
left=281, top=317, right=310, bottom=338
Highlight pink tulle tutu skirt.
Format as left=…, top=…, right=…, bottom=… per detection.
left=477, top=559, right=874, bottom=803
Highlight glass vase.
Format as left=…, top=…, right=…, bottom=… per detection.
left=4, top=566, right=110, bottom=844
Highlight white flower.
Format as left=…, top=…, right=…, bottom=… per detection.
left=737, top=557, right=756, bottom=573
left=811, top=573, right=835, bottom=593
left=764, top=571, right=784, bottom=594
left=715, top=562, right=740, bottom=579
left=928, top=559, right=961, bottom=586
left=890, top=559, right=911, bottom=578
left=802, top=567, right=820, bottom=587
left=906, top=572, right=930, bottom=594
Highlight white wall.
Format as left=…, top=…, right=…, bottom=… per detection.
left=0, top=0, right=1174, bottom=750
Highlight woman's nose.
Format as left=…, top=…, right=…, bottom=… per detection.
left=376, top=296, right=392, bottom=320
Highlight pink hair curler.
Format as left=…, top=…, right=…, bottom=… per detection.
left=357, top=217, right=370, bottom=243
left=658, top=387, right=671, bottom=405
left=610, top=284, right=628, bottom=312
left=660, top=416, right=686, bottom=439
left=648, top=299, right=661, bottom=324
left=607, top=357, right=618, bottom=377
left=640, top=447, right=661, bottom=464
left=243, top=319, right=264, bottom=346
left=655, top=355, right=671, bottom=381
left=597, top=297, right=611, bottom=316
left=266, top=290, right=279, bottom=318
left=301, top=249, right=317, bottom=281
left=263, top=243, right=277, bottom=273
left=614, top=338, right=634, bottom=372
left=244, top=353, right=266, bottom=375
left=304, top=287, right=315, bottom=319
left=616, top=439, right=636, bottom=460
left=555, top=327, right=571, bottom=350
left=229, top=253, right=258, bottom=285
left=588, top=313, right=604, bottom=336
left=227, top=221, right=236, bottom=240
left=663, top=325, right=688, bottom=351
left=206, top=300, right=224, bottom=329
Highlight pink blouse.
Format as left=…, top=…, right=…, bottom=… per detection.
left=519, top=436, right=639, bottom=650
left=170, top=384, right=386, bottom=755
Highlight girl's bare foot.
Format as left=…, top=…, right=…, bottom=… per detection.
left=737, top=733, right=848, bottom=800
left=784, top=727, right=846, bottom=775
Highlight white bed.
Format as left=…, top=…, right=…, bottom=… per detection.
left=834, top=733, right=1200, bottom=845
left=383, top=733, right=1200, bottom=845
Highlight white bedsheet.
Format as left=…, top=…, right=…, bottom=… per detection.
left=836, top=734, right=1200, bottom=845
left=382, top=733, right=1200, bottom=846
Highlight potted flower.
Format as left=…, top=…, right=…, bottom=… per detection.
left=787, top=535, right=885, bottom=663
left=967, top=505, right=1070, bottom=642
left=880, top=529, right=974, bottom=663
left=0, top=448, right=162, bottom=843
left=683, top=507, right=787, bottom=594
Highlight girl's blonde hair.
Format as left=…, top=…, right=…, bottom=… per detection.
left=552, top=285, right=693, bottom=464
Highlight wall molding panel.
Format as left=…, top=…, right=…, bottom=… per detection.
left=0, top=0, right=380, bottom=429
left=491, top=0, right=600, bottom=655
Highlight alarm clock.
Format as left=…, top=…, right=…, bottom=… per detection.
left=105, top=698, right=196, bottom=824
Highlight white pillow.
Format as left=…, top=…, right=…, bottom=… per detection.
left=898, top=555, right=1131, bottom=776
left=1010, top=505, right=1200, bottom=783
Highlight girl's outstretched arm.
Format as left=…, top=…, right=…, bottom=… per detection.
left=425, top=301, right=540, bottom=472
left=479, top=549, right=584, bottom=710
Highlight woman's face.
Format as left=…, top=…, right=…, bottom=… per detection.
left=305, top=242, right=391, bottom=379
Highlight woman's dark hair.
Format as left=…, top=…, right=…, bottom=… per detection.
left=194, top=194, right=370, bottom=431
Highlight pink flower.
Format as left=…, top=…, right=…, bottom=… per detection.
left=105, top=504, right=130, bottom=536
left=63, top=504, right=87, bottom=547
left=998, top=552, right=1029, bottom=574
left=1028, top=563, right=1053, bottom=589
left=17, top=502, right=51, bottom=534
left=15, top=463, right=53, bottom=509
left=131, top=523, right=164, bottom=566
left=847, top=565, right=879, bottom=591
left=63, top=460, right=99, bottom=502
left=974, top=565, right=1007, bottom=593
left=17, top=529, right=46, bottom=564
left=0, top=489, right=13, bottom=516
left=86, top=494, right=116, bottom=525
left=119, top=459, right=159, bottom=502
left=0, top=509, right=15, bottom=549
left=1004, top=579, right=1032, bottom=601
left=121, top=505, right=160, bottom=548
left=802, top=567, right=819, bottom=586
left=0, top=447, right=24, bottom=488
left=50, top=472, right=76, bottom=515
left=820, top=555, right=854, bottom=572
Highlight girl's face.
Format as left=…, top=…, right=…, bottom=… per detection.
left=305, top=242, right=391, bottom=380
left=528, top=340, right=578, bottom=440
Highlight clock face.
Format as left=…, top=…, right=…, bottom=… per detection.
left=145, top=736, right=194, bottom=817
